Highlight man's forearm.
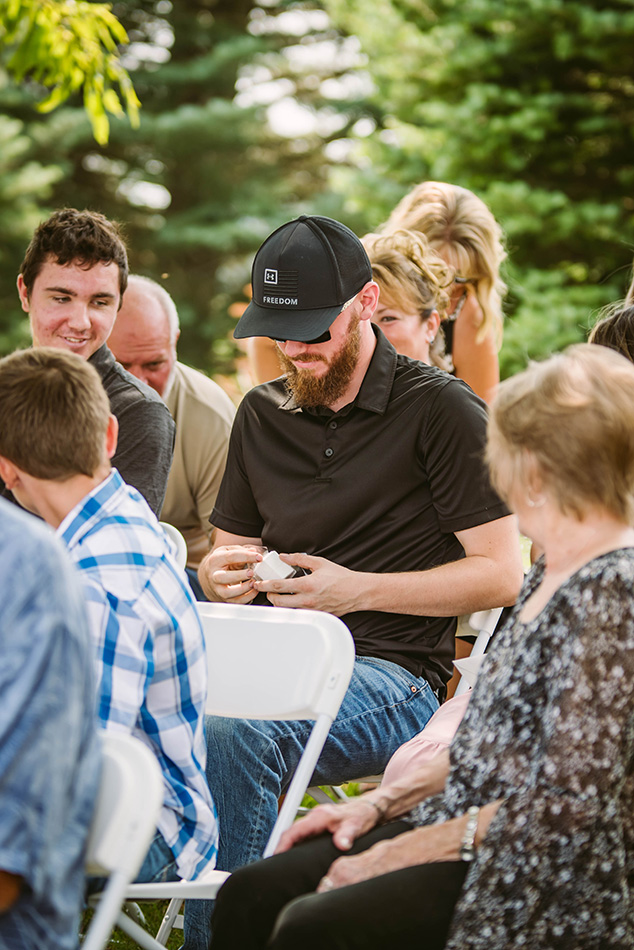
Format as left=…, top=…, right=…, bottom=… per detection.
left=353, top=552, right=521, bottom=617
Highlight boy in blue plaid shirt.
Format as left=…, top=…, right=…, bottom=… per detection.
left=0, top=347, right=218, bottom=884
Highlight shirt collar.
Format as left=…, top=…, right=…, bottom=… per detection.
left=56, top=469, right=125, bottom=548
left=88, top=343, right=115, bottom=371
left=278, top=325, right=397, bottom=416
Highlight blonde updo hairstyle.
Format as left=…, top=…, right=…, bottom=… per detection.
left=384, top=181, right=506, bottom=348
left=486, top=344, right=634, bottom=522
left=362, top=228, right=453, bottom=370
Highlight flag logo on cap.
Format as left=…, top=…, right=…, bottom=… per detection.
left=264, top=268, right=278, bottom=284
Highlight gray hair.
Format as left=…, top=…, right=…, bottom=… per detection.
left=127, top=274, right=180, bottom=342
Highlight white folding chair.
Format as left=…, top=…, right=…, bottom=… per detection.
left=159, top=521, right=188, bottom=570
left=82, top=732, right=163, bottom=950
left=111, top=602, right=356, bottom=949
left=453, top=606, right=503, bottom=696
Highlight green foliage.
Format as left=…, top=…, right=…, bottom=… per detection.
left=321, top=0, right=634, bottom=374
left=1, top=0, right=632, bottom=377
left=82, top=901, right=182, bottom=949
left=0, top=77, right=66, bottom=350
left=19, top=0, right=369, bottom=372
left=0, top=0, right=140, bottom=144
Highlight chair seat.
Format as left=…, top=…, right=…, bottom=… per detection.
left=124, top=869, right=231, bottom=901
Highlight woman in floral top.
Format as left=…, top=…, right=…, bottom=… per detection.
left=208, top=344, right=634, bottom=950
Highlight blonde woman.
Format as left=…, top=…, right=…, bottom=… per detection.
left=384, top=181, right=506, bottom=403
left=362, top=229, right=453, bottom=370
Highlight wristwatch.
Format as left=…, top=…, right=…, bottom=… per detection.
left=459, top=805, right=480, bottom=862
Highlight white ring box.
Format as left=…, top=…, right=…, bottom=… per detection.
left=253, top=550, right=296, bottom=582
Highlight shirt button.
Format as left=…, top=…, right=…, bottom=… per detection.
left=329, top=421, right=337, bottom=430
left=324, top=447, right=334, bottom=458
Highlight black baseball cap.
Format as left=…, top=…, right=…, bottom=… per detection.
left=234, top=215, right=372, bottom=342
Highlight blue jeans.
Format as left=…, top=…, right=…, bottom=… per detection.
left=87, top=831, right=179, bottom=899
left=185, top=567, right=208, bottom=602
left=135, top=831, right=180, bottom=883
left=183, top=655, right=439, bottom=950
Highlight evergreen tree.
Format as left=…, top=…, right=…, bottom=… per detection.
left=0, top=0, right=139, bottom=348
left=322, top=0, right=634, bottom=374
left=3, top=0, right=367, bottom=373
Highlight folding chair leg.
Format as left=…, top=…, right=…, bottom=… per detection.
left=116, top=909, right=167, bottom=950
left=155, top=897, right=183, bottom=945
left=122, top=901, right=146, bottom=926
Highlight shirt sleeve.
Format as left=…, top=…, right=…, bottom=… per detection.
left=418, top=378, right=509, bottom=533
left=114, top=397, right=176, bottom=517
left=187, top=396, right=235, bottom=541
left=82, top=577, right=151, bottom=732
left=0, top=528, right=98, bottom=898
left=210, top=395, right=265, bottom=537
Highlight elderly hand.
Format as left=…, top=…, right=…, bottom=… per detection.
left=197, top=544, right=265, bottom=603
left=317, top=802, right=503, bottom=893
left=253, top=553, right=362, bottom=616
left=276, top=796, right=385, bottom=854
left=317, top=822, right=454, bottom=893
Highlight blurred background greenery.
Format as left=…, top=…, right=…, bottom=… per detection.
left=1, top=0, right=633, bottom=381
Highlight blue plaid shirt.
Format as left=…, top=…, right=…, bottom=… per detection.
left=57, top=469, right=218, bottom=880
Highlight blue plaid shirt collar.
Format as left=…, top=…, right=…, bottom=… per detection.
left=58, top=469, right=138, bottom=549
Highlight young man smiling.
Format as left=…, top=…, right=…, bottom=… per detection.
left=186, top=215, right=523, bottom=950
left=14, top=208, right=175, bottom=515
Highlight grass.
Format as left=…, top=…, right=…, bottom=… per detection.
left=82, top=900, right=182, bottom=949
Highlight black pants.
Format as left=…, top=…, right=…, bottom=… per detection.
left=209, top=820, right=468, bottom=950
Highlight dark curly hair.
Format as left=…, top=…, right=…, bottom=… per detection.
left=20, top=208, right=128, bottom=300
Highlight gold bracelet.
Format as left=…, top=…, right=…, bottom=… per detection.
left=358, top=797, right=388, bottom=821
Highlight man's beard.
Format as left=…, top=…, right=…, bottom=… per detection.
left=278, top=315, right=361, bottom=408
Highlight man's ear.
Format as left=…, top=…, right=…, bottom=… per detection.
left=0, top=456, right=21, bottom=489
left=358, top=280, right=380, bottom=321
left=105, top=414, right=119, bottom=460
left=16, top=275, right=30, bottom=313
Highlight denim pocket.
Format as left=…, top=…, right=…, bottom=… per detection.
left=355, top=655, right=431, bottom=702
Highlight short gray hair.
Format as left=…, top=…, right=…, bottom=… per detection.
left=127, top=274, right=180, bottom=342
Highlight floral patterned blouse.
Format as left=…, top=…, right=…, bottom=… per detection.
left=407, top=550, right=634, bottom=949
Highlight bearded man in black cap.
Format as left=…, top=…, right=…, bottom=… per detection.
left=185, top=215, right=522, bottom=949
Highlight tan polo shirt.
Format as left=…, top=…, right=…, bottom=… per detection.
left=162, top=361, right=236, bottom=568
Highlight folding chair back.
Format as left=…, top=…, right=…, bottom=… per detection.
left=159, top=522, right=188, bottom=570
left=82, top=732, right=163, bottom=950
left=199, top=601, right=354, bottom=722
left=453, top=606, right=503, bottom=697
left=197, top=601, right=355, bottom=854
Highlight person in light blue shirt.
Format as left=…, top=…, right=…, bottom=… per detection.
left=0, top=347, right=218, bottom=884
left=0, top=498, right=101, bottom=950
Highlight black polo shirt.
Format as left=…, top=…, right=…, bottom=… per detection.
left=211, top=328, right=508, bottom=691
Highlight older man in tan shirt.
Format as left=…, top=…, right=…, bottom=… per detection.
left=109, top=275, right=235, bottom=594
